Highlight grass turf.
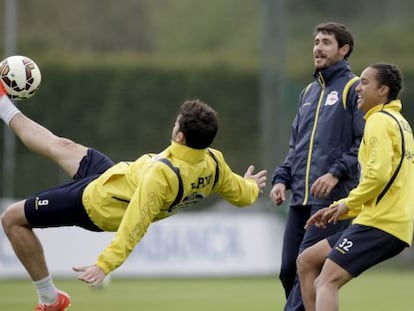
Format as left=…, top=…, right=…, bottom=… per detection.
left=0, top=269, right=413, bottom=310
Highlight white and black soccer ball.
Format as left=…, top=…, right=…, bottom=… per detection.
left=0, top=55, right=42, bottom=100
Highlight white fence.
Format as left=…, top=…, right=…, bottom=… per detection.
left=0, top=201, right=284, bottom=278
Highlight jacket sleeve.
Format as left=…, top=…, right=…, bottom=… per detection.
left=271, top=115, right=297, bottom=188
left=329, top=85, right=365, bottom=179
left=271, top=88, right=306, bottom=188
left=344, top=114, right=395, bottom=210
left=212, top=150, right=260, bottom=207
left=335, top=198, right=362, bottom=220
left=95, top=165, right=170, bottom=274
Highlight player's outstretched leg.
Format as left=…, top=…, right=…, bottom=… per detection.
left=0, top=82, right=87, bottom=177
left=0, top=81, right=77, bottom=310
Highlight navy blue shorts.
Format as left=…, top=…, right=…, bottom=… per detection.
left=326, top=224, right=407, bottom=277
left=24, top=148, right=114, bottom=232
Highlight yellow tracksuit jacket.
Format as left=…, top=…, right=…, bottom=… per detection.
left=82, top=141, right=259, bottom=273
left=339, top=100, right=414, bottom=245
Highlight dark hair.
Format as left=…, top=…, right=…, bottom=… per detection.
left=314, top=22, right=354, bottom=59
left=370, top=63, right=403, bottom=102
left=178, top=99, right=218, bottom=149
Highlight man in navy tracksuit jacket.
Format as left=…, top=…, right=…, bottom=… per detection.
left=269, top=22, right=365, bottom=311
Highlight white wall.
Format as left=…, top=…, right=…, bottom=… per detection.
left=0, top=207, right=284, bottom=278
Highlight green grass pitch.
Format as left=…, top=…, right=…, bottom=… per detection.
left=0, top=269, right=413, bottom=310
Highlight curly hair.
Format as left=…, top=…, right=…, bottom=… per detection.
left=178, top=99, right=218, bottom=149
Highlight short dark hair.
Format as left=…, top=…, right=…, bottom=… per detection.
left=178, top=99, right=218, bottom=149
left=370, top=63, right=403, bottom=102
left=314, top=22, right=354, bottom=59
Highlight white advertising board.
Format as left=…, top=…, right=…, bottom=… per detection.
left=0, top=209, right=284, bottom=278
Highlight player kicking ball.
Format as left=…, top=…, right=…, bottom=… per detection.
left=0, top=68, right=266, bottom=310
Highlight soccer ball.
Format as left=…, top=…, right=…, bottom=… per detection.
left=0, top=55, right=42, bottom=100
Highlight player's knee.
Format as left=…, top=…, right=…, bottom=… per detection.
left=314, top=272, right=339, bottom=293
left=1, top=202, right=26, bottom=234
left=296, top=250, right=312, bottom=277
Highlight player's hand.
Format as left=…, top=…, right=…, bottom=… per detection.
left=310, top=173, right=339, bottom=198
left=325, top=201, right=349, bottom=224
left=73, top=265, right=106, bottom=287
left=244, top=165, right=267, bottom=193
left=305, top=207, right=331, bottom=229
left=305, top=202, right=349, bottom=229
left=269, top=183, right=286, bottom=206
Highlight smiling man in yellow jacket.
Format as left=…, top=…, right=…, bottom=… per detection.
left=296, top=63, right=414, bottom=311
left=0, top=85, right=267, bottom=311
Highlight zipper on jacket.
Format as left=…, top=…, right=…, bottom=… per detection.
left=303, top=72, right=325, bottom=205
left=112, top=196, right=130, bottom=204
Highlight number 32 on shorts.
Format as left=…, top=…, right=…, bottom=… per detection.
left=335, top=238, right=354, bottom=254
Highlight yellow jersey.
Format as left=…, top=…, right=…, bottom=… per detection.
left=340, top=100, right=414, bottom=245
left=82, top=141, right=260, bottom=273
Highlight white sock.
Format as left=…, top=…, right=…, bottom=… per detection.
left=33, top=275, right=58, bottom=305
left=0, top=95, right=20, bottom=125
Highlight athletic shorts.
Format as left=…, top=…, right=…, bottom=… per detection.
left=326, top=224, right=408, bottom=277
left=24, top=148, right=114, bottom=232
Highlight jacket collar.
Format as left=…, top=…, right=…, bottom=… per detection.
left=164, top=141, right=207, bottom=163
left=313, top=60, right=351, bottom=84
left=364, top=100, right=402, bottom=120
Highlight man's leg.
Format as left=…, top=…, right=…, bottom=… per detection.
left=1, top=200, right=71, bottom=308
left=312, top=225, right=406, bottom=311
left=283, top=206, right=351, bottom=311
left=314, top=259, right=352, bottom=311
left=0, top=87, right=87, bottom=177
left=0, top=86, right=75, bottom=308
left=9, top=113, right=88, bottom=177
left=2, top=201, right=47, bottom=280
left=296, top=239, right=332, bottom=311
left=279, top=206, right=309, bottom=298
